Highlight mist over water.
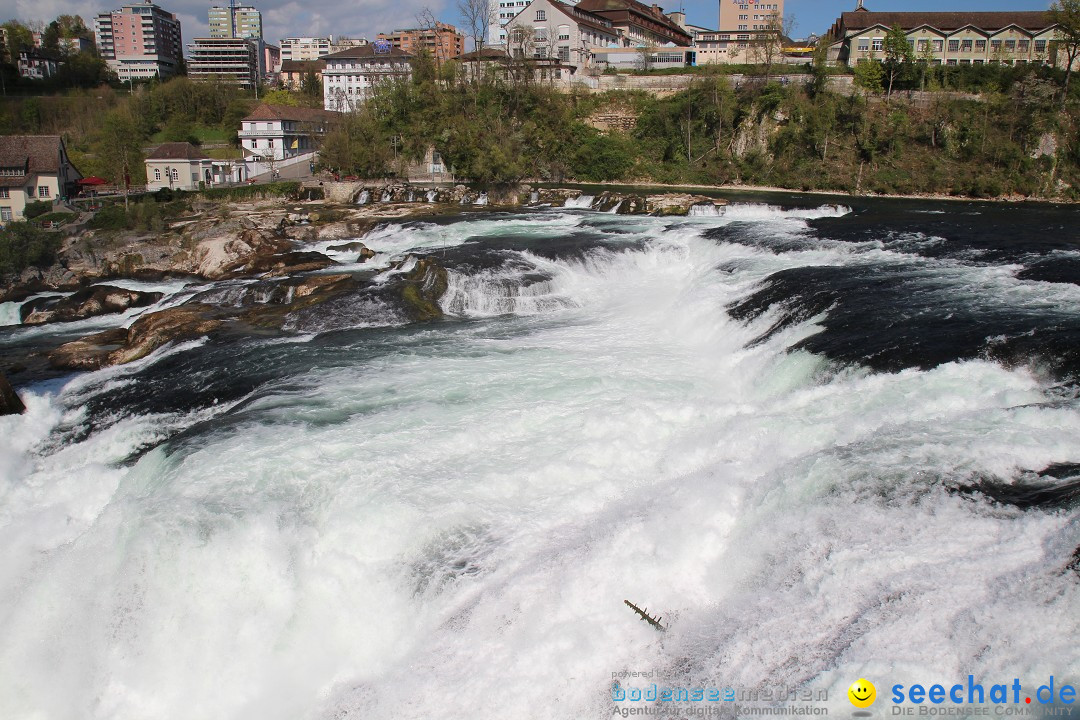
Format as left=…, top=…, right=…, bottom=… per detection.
left=0, top=198, right=1078, bottom=720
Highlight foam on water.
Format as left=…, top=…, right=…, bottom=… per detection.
left=563, top=194, right=596, bottom=209
left=0, top=207, right=1077, bottom=720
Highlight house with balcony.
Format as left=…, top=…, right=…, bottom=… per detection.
left=322, top=44, right=413, bottom=111
left=0, top=135, right=82, bottom=224
left=826, top=6, right=1062, bottom=68
left=17, top=50, right=60, bottom=80
left=238, top=104, right=339, bottom=165
left=500, top=0, right=623, bottom=78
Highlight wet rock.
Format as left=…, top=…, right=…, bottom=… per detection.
left=109, top=304, right=225, bottom=365
left=399, top=256, right=449, bottom=321
left=0, top=372, right=24, bottom=415
left=23, top=285, right=164, bottom=325
left=232, top=250, right=337, bottom=278
left=327, top=242, right=376, bottom=262
left=48, top=328, right=130, bottom=371
left=645, top=194, right=727, bottom=216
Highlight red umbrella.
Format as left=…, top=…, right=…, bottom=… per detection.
left=78, top=177, right=109, bottom=186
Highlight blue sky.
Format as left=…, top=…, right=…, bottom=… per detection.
left=7, top=0, right=1054, bottom=47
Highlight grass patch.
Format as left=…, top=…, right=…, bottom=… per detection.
left=34, top=212, right=77, bottom=226
left=200, top=181, right=302, bottom=202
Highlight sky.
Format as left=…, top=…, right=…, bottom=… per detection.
left=6, top=0, right=1055, bottom=48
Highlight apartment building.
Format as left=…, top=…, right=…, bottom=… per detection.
left=279, top=36, right=369, bottom=62
left=376, top=22, right=465, bottom=63
left=94, top=1, right=183, bottom=80
left=0, top=136, right=82, bottom=223
left=719, top=0, right=783, bottom=33
left=187, top=36, right=259, bottom=87
left=237, top=104, right=338, bottom=162
left=209, top=3, right=263, bottom=39
left=322, top=43, right=412, bottom=111
left=827, top=8, right=1061, bottom=67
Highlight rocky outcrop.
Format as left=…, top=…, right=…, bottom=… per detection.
left=326, top=242, right=376, bottom=261
left=109, top=305, right=226, bottom=366
left=645, top=194, right=726, bottom=216
left=48, top=328, right=129, bottom=371
left=550, top=191, right=726, bottom=216
left=22, top=285, right=164, bottom=325
left=398, top=256, right=450, bottom=321
left=0, top=372, right=24, bottom=415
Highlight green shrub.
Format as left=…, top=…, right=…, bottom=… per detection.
left=23, top=200, right=53, bottom=219
left=0, top=221, right=62, bottom=276
left=88, top=204, right=130, bottom=230
left=200, top=181, right=301, bottom=201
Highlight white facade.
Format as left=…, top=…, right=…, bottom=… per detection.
left=491, top=0, right=582, bottom=46
left=502, top=0, right=621, bottom=70
left=322, top=47, right=412, bottom=112
left=280, top=36, right=332, bottom=61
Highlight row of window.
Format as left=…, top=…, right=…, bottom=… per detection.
left=152, top=168, right=180, bottom=181
left=0, top=186, right=49, bottom=198
left=857, top=37, right=1044, bottom=54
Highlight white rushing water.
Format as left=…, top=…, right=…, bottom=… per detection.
left=0, top=205, right=1077, bottom=720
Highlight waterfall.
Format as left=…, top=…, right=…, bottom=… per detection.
left=688, top=203, right=721, bottom=217
left=381, top=191, right=392, bottom=203
left=426, top=190, right=437, bottom=202
left=474, top=193, right=489, bottom=206
left=563, top=195, right=595, bottom=209
left=357, top=190, right=370, bottom=205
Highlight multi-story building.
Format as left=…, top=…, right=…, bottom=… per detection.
left=280, top=37, right=332, bottom=61
left=575, top=0, right=692, bottom=47
left=17, top=50, right=60, bottom=80
left=0, top=136, right=82, bottom=223
left=209, top=3, right=263, bottom=39
left=503, top=0, right=622, bottom=71
left=279, top=36, right=369, bottom=62
left=719, top=0, right=783, bottom=33
left=94, top=1, right=183, bottom=81
left=237, top=103, right=338, bottom=162
left=187, top=36, right=259, bottom=87
left=376, top=22, right=465, bottom=63
left=280, top=59, right=325, bottom=90
left=826, top=7, right=1062, bottom=67
left=322, top=44, right=412, bottom=111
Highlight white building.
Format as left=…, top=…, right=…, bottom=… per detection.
left=502, top=0, right=622, bottom=71
left=0, top=136, right=82, bottom=223
left=280, top=36, right=369, bottom=62
left=187, top=36, right=259, bottom=87
left=237, top=104, right=338, bottom=162
left=145, top=142, right=246, bottom=191
left=322, top=44, right=412, bottom=112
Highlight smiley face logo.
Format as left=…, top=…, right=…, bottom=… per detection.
left=848, top=679, right=877, bottom=708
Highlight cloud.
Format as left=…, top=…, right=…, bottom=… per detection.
left=9, top=0, right=457, bottom=49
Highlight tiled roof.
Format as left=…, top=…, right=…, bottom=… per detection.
left=576, top=0, right=692, bottom=42
left=146, top=142, right=210, bottom=161
left=551, top=1, right=620, bottom=36
left=834, top=11, right=1054, bottom=35
left=242, top=103, right=340, bottom=123
left=0, top=135, right=64, bottom=174
left=281, top=59, right=326, bottom=73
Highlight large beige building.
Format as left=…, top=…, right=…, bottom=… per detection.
left=718, top=0, right=783, bottom=33
left=827, top=7, right=1061, bottom=67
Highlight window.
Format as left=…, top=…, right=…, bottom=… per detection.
left=38, top=186, right=49, bottom=198
left=0, top=208, right=10, bottom=221
left=991, top=39, right=1002, bottom=52
left=171, top=168, right=179, bottom=181
left=1005, top=39, right=1016, bottom=52
left=933, top=39, right=943, bottom=52
left=535, top=9, right=545, bottom=20
left=961, top=39, right=972, bottom=52
left=0, top=188, right=7, bottom=199
left=1019, top=39, right=1030, bottom=52
left=948, top=39, right=959, bottom=52
left=871, top=38, right=883, bottom=52
left=976, top=39, right=986, bottom=52
left=558, top=45, right=569, bottom=61
left=154, top=168, right=161, bottom=181
left=858, top=40, right=869, bottom=51
left=917, top=39, right=929, bottom=52
left=1036, top=39, right=1047, bottom=53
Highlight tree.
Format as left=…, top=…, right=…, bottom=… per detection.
left=458, top=0, right=494, bottom=53
left=748, top=10, right=792, bottom=79
left=1, top=21, right=34, bottom=63
left=853, top=57, right=884, bottom=95
left=882, top=24, right=914, bottom=101
left=95, top=107, right=145, bottom=209
left=1049, top=0, right=1080, bottom=107
left=637, top=44, right=657, bottom=72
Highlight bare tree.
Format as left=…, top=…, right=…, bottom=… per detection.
left=748, top=10, right=793, bottom=79
left=458, top=0, right=495, bottom=54
left=636, top=44, right=657, bottom=72
left=1049, top=0, right=1080, bottom=107
left=415, top=7, right=443, bottom=68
